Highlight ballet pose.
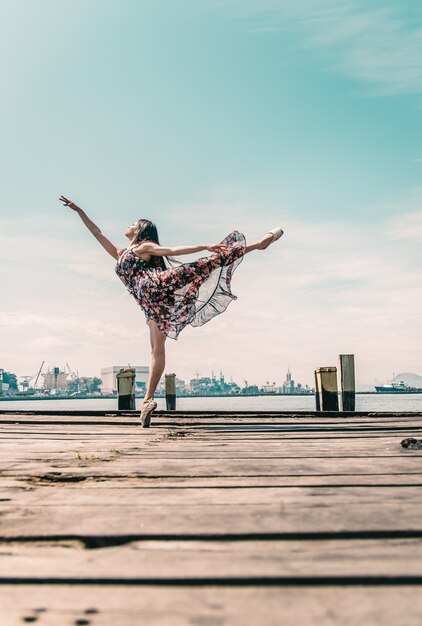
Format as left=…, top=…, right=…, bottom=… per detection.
left=59, top=196, right=283, bottom=426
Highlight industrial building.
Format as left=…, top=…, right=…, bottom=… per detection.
left=42, top=367, right=69, bottom=392
left=100, top=366, right=149, bottom=395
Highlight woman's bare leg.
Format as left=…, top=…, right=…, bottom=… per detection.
left=143, top=319, right=167, bottom=402
left=244, top=232, right=273, bottom=254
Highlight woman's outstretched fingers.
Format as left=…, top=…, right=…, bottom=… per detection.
left=59, top=196, right=80, bottom=211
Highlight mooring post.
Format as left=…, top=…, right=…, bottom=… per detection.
left=314, top=370, right=321, bottom=411
left=165, top=373, right=176, bottom=410
left=315, top=367, right=339, bottom=411
left=116, top=368, right=136, bottom=411
left=340, top=354, right=356, bottom=411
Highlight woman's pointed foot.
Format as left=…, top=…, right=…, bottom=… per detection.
left=140, top=399, right=157, bottom=428
left=260, top=227, right=284, bottom=250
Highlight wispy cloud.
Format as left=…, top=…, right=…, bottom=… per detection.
left=384, top=210, right=422, bottom=241
left=0, top=214, right=119, bottom=283
left=224, top=0, right=422, bottom=96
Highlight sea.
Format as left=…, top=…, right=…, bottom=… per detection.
left=0, top=394, right=421, bottom=412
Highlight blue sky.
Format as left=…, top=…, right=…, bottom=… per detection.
left=1, top=0, right=421, bottom=387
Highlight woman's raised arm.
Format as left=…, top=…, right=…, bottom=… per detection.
left=59, top=196, right=122, bottom=260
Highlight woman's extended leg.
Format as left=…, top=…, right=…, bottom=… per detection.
left=244, top=232, right=273, bottom=254
left=152, top=228, right=270, bottom=297
left=143, top=319, right=167, bottom=402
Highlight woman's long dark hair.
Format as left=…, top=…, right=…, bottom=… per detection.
left=135, top=219, right=179, bottom=270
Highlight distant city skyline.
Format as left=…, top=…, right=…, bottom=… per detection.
left=0, top=1, right=421, bottom=386
left=2, top=361, right=419, bottom=394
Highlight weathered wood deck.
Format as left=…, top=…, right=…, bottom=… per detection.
left=0, top=409, right=421, bottom=625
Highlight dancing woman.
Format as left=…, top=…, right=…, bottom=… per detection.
left=59, top=195, right=283, bottom=426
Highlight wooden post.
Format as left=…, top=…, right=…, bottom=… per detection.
left=116, top=368, right=136, bottom=411
left=314, top=370, right=321, bottom=411
left=165, top=373, right=176, bottom=410
left=315, top=367, right=339, bottom=412
left=340, top=354, right=356, bottom=411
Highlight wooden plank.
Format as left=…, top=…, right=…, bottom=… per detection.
left=2, top=487, right=422, bottom=536
left=4, top=474, right=422, bottom=489
left=2, top=457, right=421, bottom=479
left=2, top=421, right=421, bottom=435
left=0, top=413, right=421, bottom=424
left=0, top=440, right=419, bottom=457
left=0, top=439, right=417, bottom=458
left=1, top=538, right=422, bottom=579
left=4, top=485, right=422, bottom=508
left=0, top=429, right=419, bottom=445
left=0, top=585, right=421, bottom=626
left=2, top=428, right=420, bottom=441
left=1, top=409, right=420, bottom=417
left=2, top=427, right=421, bottom=442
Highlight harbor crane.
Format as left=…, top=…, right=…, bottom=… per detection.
left=19, top=361, right=45, bottom=390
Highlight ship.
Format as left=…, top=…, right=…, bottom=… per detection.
left=375, top=380, right=422, bottom=394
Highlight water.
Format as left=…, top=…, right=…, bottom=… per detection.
left=0, top=394, right=421, bottom=412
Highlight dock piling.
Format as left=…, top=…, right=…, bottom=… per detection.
left=116, top=368, right=136, bottom=411
left=314, top=370, right=321, bottom=411
left=315, top=367, right=339, bottom=412
left=165, top=373, right=177, bottom=410
left=340, top=354, right=356, bottom=411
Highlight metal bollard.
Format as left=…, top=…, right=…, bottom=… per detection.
left=165, top=373, right=176, bottom=410
left=315, top=367, right=339, bottom=412
left=116, top=368, right=136, bottom=411
left=340, top=354, right=356, bottom=411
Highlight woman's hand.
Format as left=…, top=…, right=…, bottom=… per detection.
left=59, top=195, right=81, bottom=212
left=205, top=243, right=231, bottom=253
left=58, top=196, right=120, bottom=259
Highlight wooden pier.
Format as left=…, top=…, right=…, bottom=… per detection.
left=0, top=409, right=421, bottom=625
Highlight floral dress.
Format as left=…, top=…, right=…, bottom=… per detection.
left=115, top=230, right=246, bottom=340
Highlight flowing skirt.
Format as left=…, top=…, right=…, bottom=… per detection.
left=135, top=230, right=246, bottom=339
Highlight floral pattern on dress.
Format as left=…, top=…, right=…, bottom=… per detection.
left=115, top=230, right=246, bottom=340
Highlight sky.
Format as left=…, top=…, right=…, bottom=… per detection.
left=0, top=0, right=421, bottom=389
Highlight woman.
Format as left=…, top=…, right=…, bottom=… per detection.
left=59, top=195, right=283, bottom=426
